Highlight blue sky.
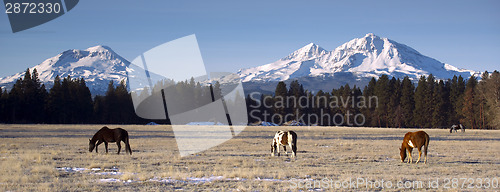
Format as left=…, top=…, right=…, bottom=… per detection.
left=0, top=0, right=499, bottom=77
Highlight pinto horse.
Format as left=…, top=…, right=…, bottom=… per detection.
left=400, top=131, right=429, bottom=164
left=450, top=124, right=465, bottom=133
left=89, top=126, right=132, bottom=155
left=271, top=130, right=297, bottom=158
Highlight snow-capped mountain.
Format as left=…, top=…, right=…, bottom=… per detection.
left=0, top=34, right=480, bottom=95
left=238, top=33, right=478, bottom=83
left=0, top=45, right=129, bottom=94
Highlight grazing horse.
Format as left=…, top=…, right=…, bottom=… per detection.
left=450, top=124, right=465, bottom=133
left=89, top=126, right=132, bottom=155
left=400, top=131, right=429, bottom=164
left=271, top=130, right=297, bottom=158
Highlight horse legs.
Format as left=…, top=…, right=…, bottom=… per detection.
left=283, top=145, right=287, bottom=155
left=424, top=138, right=429, bottom=164
left=424, top=148, right=427, bottom=164
left=125, top=139, right=132, bottom=155
left=116, top=142, right=122, bottom=154
left=95, top=140, right=103, bottom=153
left=416, top=148, right=422, bottom=164
left=104, top=142, right=109, bottom=154
left=407, top=148, right=413, bottom=163
left=290, top=143, right=296, bottom=158
left=276, top=144, right=281, bottom=156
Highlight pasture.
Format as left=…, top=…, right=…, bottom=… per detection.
left=0, top=124, right=499, bottom=191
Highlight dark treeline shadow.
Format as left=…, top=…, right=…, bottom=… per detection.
left=245, top=72, right=500, bottom=129
left=1, top=69, right=499, bottom=129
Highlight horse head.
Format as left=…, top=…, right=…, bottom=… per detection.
left=399, top=147, right=406, bottom=162
left=89, top=138, right=95, bottom=152
left=270, top=142, right=276, bottom=156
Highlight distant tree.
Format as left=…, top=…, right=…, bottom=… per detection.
left=274, top=81, right=288, bottom=123
left=400, top=76, right=415, bottom=127
left=104, top=81, right=118, bottom=123
left=431, top=80, right=449, bottom=127
left=115, top=80, right=135, bottom=124
left=47, top=75, right=63, bottom=123
left=462, top=76, right=478, bottom=129
left=413, top=75, right=428, bottom=127
left=0, top=89, right=8, bottom=122
left=75, top=78, right=93, bottom=123
left=288, top=80, right=305, bottom=120
left=374, top=75, right=390, bottom=127
left=261, top=94, right=274, bottom=123
left=362, top=77, right=377, bottom=127
left=246, top=94, right=259, bottom=123
left=478, top=71, right=500, bottom=129
left=449, top=75, right=466, bottom=125
left=477, top=71, right=489, bottom=129
left=388, top=77, right=402, bottom=128
left=30, top=69, right=47, bottom=123
left=351, top=86, right=363, bottom=126
left=314, top=90, right=328, bottom=125
left=93, top=95, right=105, bottom=123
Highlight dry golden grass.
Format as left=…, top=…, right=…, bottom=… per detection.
left=0, top=124, right=499, bottom=191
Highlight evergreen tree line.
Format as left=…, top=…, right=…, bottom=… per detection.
left=0, top=69, right=226, bottom=124
left=1, top=68, right=499, bottom=129
left=246, top=72, right=500, bottom=129
left=0, top=69, right=143, bottom=124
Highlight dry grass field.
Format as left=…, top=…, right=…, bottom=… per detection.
left=0, top=124, right=499, bottom=191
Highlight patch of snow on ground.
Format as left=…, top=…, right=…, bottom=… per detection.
left=56, top=167, right=122, bottom=175
left=57, top=167, right=310, bottom=185
left=98, top=175, right=311, bottom=184
left=56, top=167, right=87, bottom=172
left=186, top=176, right=224, bottom=183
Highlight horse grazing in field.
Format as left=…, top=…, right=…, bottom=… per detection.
left=400, top=131, right=429, bottom=164
left=271, top=130, right=297, bottom=158
left=89, top=126, right=132, bottom=155
left=450, top=124, right=465, bottom=133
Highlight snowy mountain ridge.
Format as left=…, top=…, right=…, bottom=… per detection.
left=0, top=34, right=480, bottom=95
left=238, top=33, right=478, bottom=82
left=0, top=45, right=129, bottom=94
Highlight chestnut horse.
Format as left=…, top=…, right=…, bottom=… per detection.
left=400, top=131, right=429, bottom=164
left=271, top=130, right=297, bottom=158
left=89, top=126, right=132, bottom=155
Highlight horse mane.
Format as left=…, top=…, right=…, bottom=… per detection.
left=90, top=126, right=109, bottom=142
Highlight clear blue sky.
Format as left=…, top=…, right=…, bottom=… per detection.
left=0, top=0, right=499, bottom=77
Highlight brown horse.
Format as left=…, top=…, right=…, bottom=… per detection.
left=400, top=131, right=429, bottom=164
left=271, top=130, right=297, bottom=158
left=89, top=126, right=132, bottom=155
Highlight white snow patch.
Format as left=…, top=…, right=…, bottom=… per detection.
left=56, top=167, right=86, bottom=172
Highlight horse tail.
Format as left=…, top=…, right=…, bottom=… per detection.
left=289, top=131, right=297, bottom=156
left=424, top=133, right=430, bottom=156
left=126, top=138, right=132, bottom=155
left=124, top=130, right=132, bottom=155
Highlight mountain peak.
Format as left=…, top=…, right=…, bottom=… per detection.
left=282, top=43, right=326, bottom=61
left=364, top=33, right=379, bottom=38
left=85, top=45, right=113, bottom=53
left=0, top=45, right=130, bottom=95
left=238, top=34, right=477, bottom=83
left=303, top=42, right=318, bottom=48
